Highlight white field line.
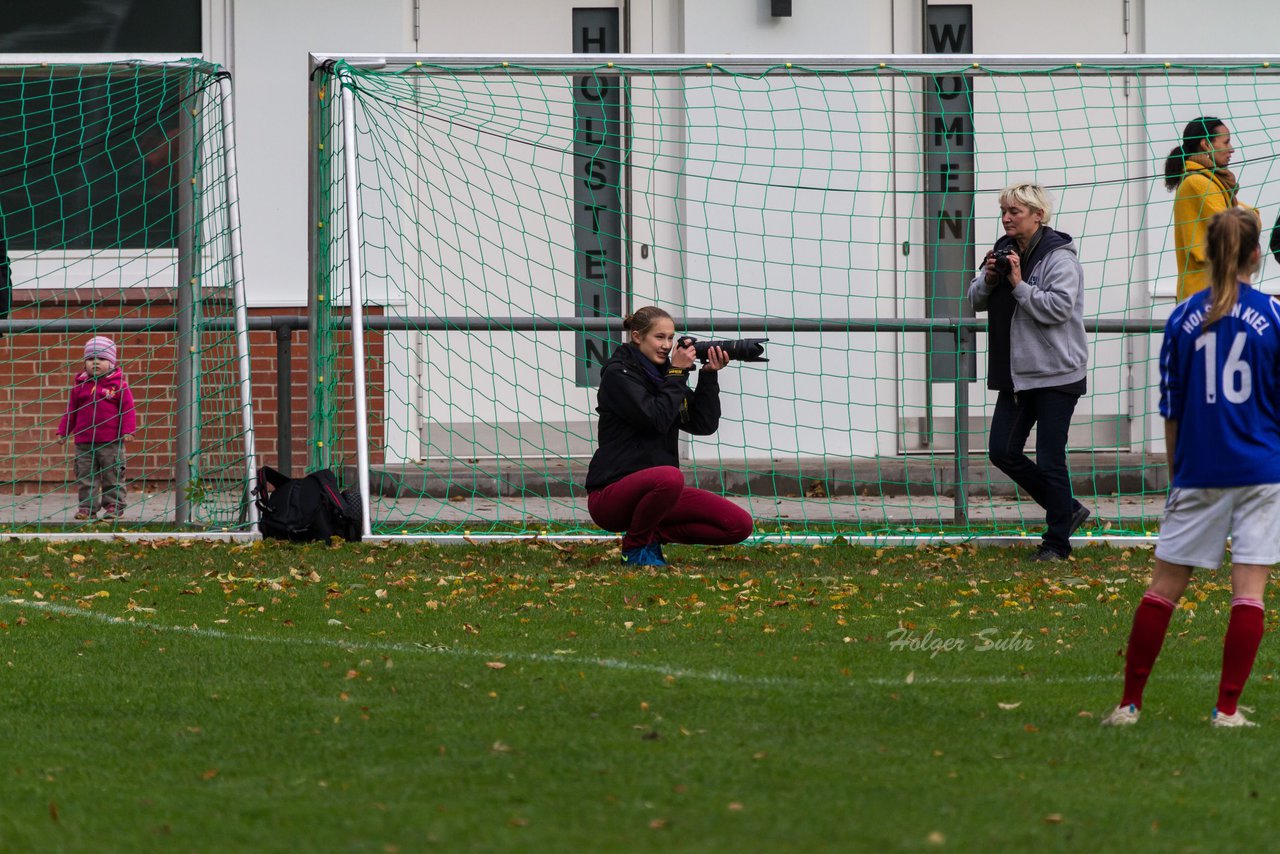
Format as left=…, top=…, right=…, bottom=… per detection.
left=0, top=596, right=1221, bottom=689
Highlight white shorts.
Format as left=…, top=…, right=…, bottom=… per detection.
left=1155, top=483, right=1280, bottom=569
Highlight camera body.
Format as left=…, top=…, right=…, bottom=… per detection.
left=676, top=336, right=769, bottom=363
left=991, top=247, right=1016, bottom=278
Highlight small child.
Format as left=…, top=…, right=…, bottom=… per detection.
left=56, top=336, right=137, bottom=521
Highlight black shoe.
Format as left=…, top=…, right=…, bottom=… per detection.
left=1030, top=545, right=1068, bottom=562
left=1069, top=505, right=1091, bottom=536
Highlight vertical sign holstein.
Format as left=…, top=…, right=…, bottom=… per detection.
left=923, top=5, right=976, bottom=383
left=572, top=8, right=623, bottom=386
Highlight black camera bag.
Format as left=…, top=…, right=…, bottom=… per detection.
left=255, top=466, right=362, bottom=542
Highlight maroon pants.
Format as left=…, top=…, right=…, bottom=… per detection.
left=587, top=466, right=753, bottom=551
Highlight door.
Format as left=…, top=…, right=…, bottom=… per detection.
left=899, top=0, right=1134, bottom=455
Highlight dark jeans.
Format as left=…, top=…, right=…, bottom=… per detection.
left=988, top=389, right=1082, bottom=554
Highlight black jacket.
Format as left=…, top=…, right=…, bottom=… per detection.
left=584, top=343, right=721, bottom=491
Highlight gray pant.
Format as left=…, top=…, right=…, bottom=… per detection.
left=74, top=441, right=126, bottom=513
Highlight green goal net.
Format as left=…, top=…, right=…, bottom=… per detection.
left=309, top=56, right=1280, bottom=541
left=0, top=59, right=255, bottom=532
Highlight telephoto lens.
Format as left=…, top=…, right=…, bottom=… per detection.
left=678, top=337, right=769, bottom=363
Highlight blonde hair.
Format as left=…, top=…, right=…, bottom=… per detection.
left=622, top=306, right=673, bottom=341
left=999, top=182, right=1053, bottom=225
left=1204, top=207, right=1261, bottom=327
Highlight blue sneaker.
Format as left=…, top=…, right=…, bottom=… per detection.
left=621, top=544, right=668, bottom=567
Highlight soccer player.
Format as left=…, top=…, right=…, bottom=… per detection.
left=1103, top=207, right=1280, bottom=728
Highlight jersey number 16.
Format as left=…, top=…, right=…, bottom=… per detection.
left=1195, top=330, right=1252, bottom=404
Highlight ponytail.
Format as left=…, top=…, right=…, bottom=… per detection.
left=1163, top=116, right=1225, bottom=192
left=1204, top=207, right=1260, bottom=327
left=1162, top=146, right=1187, bottom=191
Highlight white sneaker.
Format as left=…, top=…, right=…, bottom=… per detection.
left=1100, top=703, right=1140, bottom=726
left=1211, top=706, right=1258, bottom=728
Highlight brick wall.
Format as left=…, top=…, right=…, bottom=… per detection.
left=1, top=291, right=384, bottom=493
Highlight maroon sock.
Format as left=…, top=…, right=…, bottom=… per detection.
left=1216, top=598, right=1265, bottom=716
left=1120, top=592, right=1177, bottom=709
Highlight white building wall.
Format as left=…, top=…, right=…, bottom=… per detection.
left=229, top=0, right=412, bottom=307
left=210, top=0, right=1280, bottom=464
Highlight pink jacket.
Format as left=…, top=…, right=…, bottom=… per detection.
left=57, top=367, right=137, bottom=444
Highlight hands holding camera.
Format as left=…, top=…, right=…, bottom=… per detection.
left=674, top=338, right=729, bottom=372
left=983, top=247, right=1023, bottom=286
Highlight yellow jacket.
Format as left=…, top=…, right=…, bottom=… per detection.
left=1173, top=161, right=1256, bottom=301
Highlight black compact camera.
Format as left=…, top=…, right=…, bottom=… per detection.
left=677, top=336, right=769, bottom=363
left=991, top=247, right=1016, bottom=278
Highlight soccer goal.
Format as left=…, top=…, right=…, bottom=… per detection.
left=309, top=53, right=1280, bottom=541
left=0, top=57, right=256, bottom=533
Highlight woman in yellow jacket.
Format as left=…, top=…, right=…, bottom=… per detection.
left=1165, top=116, right=1257, bottom=301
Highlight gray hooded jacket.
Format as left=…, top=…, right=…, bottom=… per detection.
left=967, top=231, right=1088, bottom=392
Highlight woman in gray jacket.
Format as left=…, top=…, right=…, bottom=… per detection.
left=968, top=183, right=1090, bottom=561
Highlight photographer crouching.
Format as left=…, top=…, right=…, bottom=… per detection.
left=967, top=183, right=1091, bottom=562
left=585, top=306, right=754, bottom=567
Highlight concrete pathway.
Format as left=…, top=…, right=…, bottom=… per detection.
left=4, top=490, right=1166, bottom=538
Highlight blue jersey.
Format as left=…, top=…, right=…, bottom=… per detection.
left=1160, top=283, right=1280, bottom=488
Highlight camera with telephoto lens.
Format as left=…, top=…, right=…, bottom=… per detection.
left=677, top=336, right=770, bottom=363
left=991, top=247, right=1016, bottom=278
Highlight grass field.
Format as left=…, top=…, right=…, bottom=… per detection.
left=1, top=538, right=1276, bottom=852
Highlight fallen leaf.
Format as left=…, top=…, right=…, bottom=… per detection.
left=1024, top=724, right=1040, bottom=733
left=485, top=662, right=507, bottom=670
left=997, top=702, right=1022, bottom=710
left=49, top=802, right=59, bottom=823
left=201, top=769, right=218, bottom=781
left=1044, top=813, right=1064, bottom=824
left=727, top=802, right=743, bottom=811
left=905, top=672, right=915, bottom=684
left=649, top=818, right=669, bottom=830
left=927, top=831, right=945, bottom=845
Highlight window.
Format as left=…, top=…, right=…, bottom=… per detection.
left=0, top=1, right=201, bottom=251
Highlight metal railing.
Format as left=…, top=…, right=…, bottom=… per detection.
left=2, top=313, right=1165, bottom=529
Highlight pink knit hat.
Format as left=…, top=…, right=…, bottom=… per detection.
left=84, top=335, right=117, bottom=365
